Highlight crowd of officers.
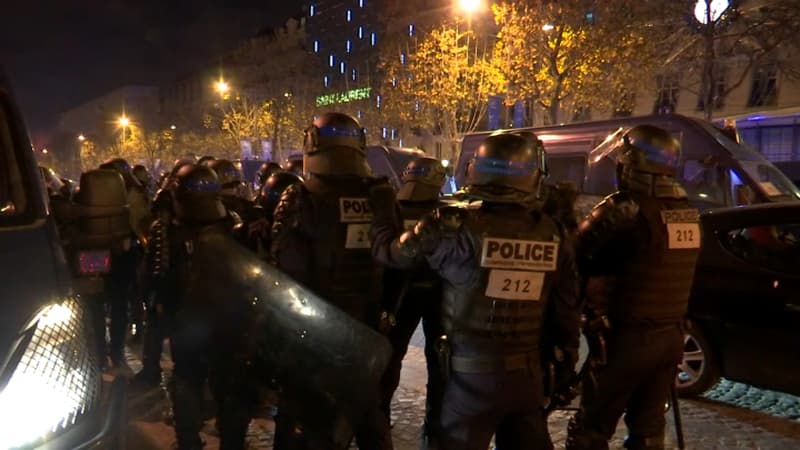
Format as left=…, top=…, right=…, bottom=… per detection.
left=48, top=111, right=701, bottom=450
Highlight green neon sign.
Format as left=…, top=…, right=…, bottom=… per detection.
left=316, top=87, right=372, bottom=107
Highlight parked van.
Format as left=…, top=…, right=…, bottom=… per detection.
left=457, top=115, right=800, bottom=215
left=0, top=70, right=126, bottom=448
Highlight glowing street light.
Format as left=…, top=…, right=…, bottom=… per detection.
left=542, top=23, right=555, bottom=31
left=77, top=134, right=85, bottom=142
left=117, top=115, right=131, bottom=128
left=441, top=159, right=450, bottom=168
left=214, top=79, right=230, bottom=96
left=41, top=148, right=48, bottom=154
left=457, top=0, right=483, bottom=14
left=170, top=124, right=177, bottom=130
left=694, top=0, right=729, bottom=24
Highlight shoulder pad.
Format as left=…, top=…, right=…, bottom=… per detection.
left=434, top=204, right=468, bottom=231
left=594, top=191, right=640, bottom=222
left=228, top=211, right=243, bottom=227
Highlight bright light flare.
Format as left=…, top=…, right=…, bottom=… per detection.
left=542, top=23, right=555, bottom=31
left=457, top=0, right=483, bottom=14
left=694, top=0, right=729, bottom=24
left=77, top=134, right=85, bottom=141
left=441, top=159, right=450, bottom=168
left=215, top=79, right=230, bottom=95
left=117, top=116, right=130, bottom=128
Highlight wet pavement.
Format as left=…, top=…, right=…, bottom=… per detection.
left=124, top=328, right=800, bottom=449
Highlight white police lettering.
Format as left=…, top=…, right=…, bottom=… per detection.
left=345, top=223, right=371, bottom=249
left=661, top=208, right=701, bottom=249
left=403, top=219, right=417, bottom=232
left=480, top=238, right=558, bottom=271
left=339, top=197, right=373, bottom=223
left=485, top=269, right=544, bottom=301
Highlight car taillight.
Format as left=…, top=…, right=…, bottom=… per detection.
left=77, top=250, right=111, bottom=275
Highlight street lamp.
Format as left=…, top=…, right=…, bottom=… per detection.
left=78, top=134, right=85, bottom=142
left=117, top=115, right=131, bottom=150
left=170, top=124, right=177, bottom=130
left=457, top=0, right=483, bottom=14
left=214, top=78, right=230, bottom=97
left=694, top=0, right=729, bottom=24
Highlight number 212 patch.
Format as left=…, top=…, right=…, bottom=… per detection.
left=485, top=269, right=545, bottom=301
left=666, top=223, right=700, bottom=249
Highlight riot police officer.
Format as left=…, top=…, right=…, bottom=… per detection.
left=98, top=158, right=151, bottom=371
left=566, top=125, right=701, bottom=450
left=284, top=157, right=303, bottom=177
left=133, top=164, right=154, bottom=198
left=270, top=112, right=393, bottom=450
left=154, top=164, right=253, bottom=449
left=254, top=171, right=302, bottom=253
left=134, top=158, right=194, bottom=385
left=374, top=132, right=581, bottom=450
left=256, top=161, right=283, bottom=188
left=378, top=157, right=448, bottom=448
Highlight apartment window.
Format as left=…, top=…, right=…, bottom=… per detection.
left=371, top=32, right=377, bottom=46
left=392, top=77, right=398, bottom=87
left=409, top=24, right=415, bottom=36
left=346, top=10, right=352, bottom=22
left=382, top=127, right=388, bottom=139
left=747, top=63, right=778, bottom=107
left=400, top=53, right=406, bottom=64
left=313, top=40, right=320, bottom=53
left=653, top=74, right=680, bottom=115
left=309, top=4, right=315, bottom=16
left=358, top=27, right=364, bottom=39
left=329, top=54, right=335, bottom=67
left=376, top=95, right=382, bottom=108
left=352, top=68, right=357, bottom=81
left=760, top=127, right=794, bottom=161
left=359, top=0, right=365, bottom=7
left=697, top=67, right=726, bottom=111
left=357, top=110, right=363, bottom=118
left=613, top=92, right=635, bottom=117
left=340, top=62, right=346, bottom=74
left=346, top=40, right=352, bottom=53
left=323, top=75, right=329, bottom=87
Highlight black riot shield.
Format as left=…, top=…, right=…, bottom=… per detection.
left=183, top=230, right=392, bottom=427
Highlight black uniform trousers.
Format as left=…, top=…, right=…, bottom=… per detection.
left=439, top=365, right=553, bottom=450
left=170, top=311, right=255, bottom=450
left=574, top=324, right=683, bottom=450
left=380, top=282, right=443, bottom=440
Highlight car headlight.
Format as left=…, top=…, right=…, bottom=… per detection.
left=0, top=298, right=100, bottom=449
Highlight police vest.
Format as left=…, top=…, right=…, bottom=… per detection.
left=442, top=205, right=562, bottom=357
left=304, top=178, right=383, bottom=324
left=612, top=195, right=700, bottom=325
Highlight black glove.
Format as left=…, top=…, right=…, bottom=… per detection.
left=546, top=347, right=578, bottom=411
left=368, top=181, right=399, bottom=227
left=397, top=214, right=443, bottom=258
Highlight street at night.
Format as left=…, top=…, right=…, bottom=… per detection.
left=2, top=0, right=800, bottom=449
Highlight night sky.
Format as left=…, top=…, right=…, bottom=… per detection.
left=1, top=0, right=301, bottom=136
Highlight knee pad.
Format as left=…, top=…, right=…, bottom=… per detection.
left=623, top=434, right=664, bottom=450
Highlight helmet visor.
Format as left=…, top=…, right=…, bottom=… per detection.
left=588, top=127, right=627, bottom=164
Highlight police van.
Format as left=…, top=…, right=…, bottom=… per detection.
left=456, top=114, right=800, bottom=216
left=0, top=70, right=126, bottom=448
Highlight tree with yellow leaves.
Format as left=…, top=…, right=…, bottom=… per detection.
left=492, top=0, right=662, bottom=125
left=379, top=22, right=505, bottom=158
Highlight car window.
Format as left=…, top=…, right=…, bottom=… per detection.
left=0, top=101, right=28, bottom=221
left=722, top=223, right=800, bottom=275
left=682, top=160, right=728, bottom=207
left=547, top=155, right=586, bottom=191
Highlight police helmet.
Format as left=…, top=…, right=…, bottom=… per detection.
left=100, top=157, right=141, bottom=189
left=284, top=158, right=304, bottom=176
left=397, top=157, right=446, bottom=202
left=463, top=133, right=544, bottom=203
left=132, top=164, right=151, bottom=185
left=171, top=164, right=226, bottom=222
left=258, top=172, right=303, bottom=219
left=207, top=159, right=244, bottom=190
left=302, top=112, right=370, bottom=177
left=618, top=125, right=680, bottom=177
left=257, top=162, right=283, bottom=186
left=198, top=155, right=216, bottom=166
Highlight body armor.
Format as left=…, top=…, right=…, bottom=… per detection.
left=577, top=178, right=699, bottom=325
left=272, top=175, right=384, bottom=323
left=438, top=203, right=562, bottom=359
